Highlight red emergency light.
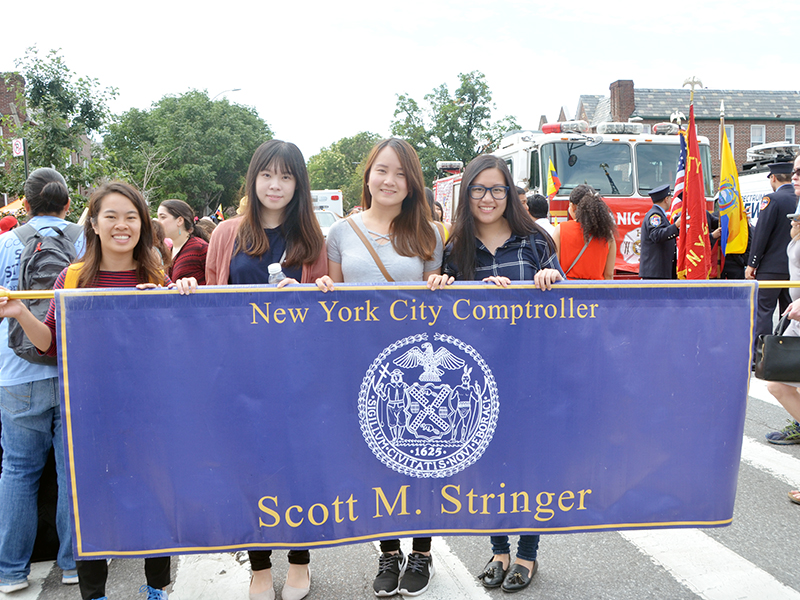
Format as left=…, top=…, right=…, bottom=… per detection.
left=541, top=120, right=590, bottom=134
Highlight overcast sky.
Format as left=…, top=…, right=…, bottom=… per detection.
left=2, top=0, right=795, bottom=160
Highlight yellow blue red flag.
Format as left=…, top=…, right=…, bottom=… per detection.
left=718, top=130, right=748, bottom=255
left=214, top=204, right=225, bottom=221
left=547, top=158, right=561, bottom=200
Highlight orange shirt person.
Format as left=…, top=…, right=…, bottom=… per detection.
left=552, top=184, right=617, bottom=280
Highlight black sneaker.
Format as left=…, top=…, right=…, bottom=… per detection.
left=398, top=552, right=434, bottom=597
left=374, top=551, right=406, bottom=597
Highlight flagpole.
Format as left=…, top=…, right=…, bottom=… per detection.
left=719, top=101, right=725, bottom=160
left=683, top=76, right=702, bottom=109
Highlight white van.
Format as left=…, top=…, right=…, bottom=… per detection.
left=738, top=143, right=798, bottom=223
left=311, top=190, right=343, bottom=218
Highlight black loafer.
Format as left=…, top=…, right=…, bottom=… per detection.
left=477, top=559, right=506, bottom=588
left=501, top=561, right=538, bottom=593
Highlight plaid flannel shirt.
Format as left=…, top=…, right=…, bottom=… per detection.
left=444, top=232, right=564, bottom=281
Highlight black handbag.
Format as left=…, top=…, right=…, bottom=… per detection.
left=754, top=315, right=800, bottom=382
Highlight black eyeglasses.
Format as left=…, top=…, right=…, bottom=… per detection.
left=468, top=185, right=509, bottom=200
left=792, top=169, right=800, bottom=177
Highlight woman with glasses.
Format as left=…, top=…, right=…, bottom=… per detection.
left=429, top=154, right=563, bottom=292
left=427, top=155, right=563, bottom=593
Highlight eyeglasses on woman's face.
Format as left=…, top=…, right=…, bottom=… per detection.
left=468, top=185, right=509, bottom=200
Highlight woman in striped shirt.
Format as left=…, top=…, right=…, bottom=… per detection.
left=157, top=199, right=209, bottom=284
left=0, top=181, right=196, bottom=600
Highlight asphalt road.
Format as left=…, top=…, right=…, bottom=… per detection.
left=17, top=375, right=800, bottom=600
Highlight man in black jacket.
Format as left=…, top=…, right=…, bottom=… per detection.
left=746, top=161, right=797, bottom=340
left=639, top=184, right=679, bottom=279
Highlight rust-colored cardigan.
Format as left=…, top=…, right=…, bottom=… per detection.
left=205, top=217, right=327, bottom=285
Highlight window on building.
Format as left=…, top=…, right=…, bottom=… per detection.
left=787, top=125, right=796, bottom=144
left=642, top=124, right=651, bottom=134
left=725, top=125, right=734, bottom=155
left=751, top=125, right=766, bottom=147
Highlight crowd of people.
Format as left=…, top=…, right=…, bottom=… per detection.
left=0, top=138, right=798, bottom=599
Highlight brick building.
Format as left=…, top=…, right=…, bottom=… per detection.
left=575, top=80, right=800, bottom=186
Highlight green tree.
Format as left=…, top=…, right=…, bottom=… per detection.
left=307, top=131, right=381, bottom=212
left=0, top=47, right=117, bottom=206
left=390, top=71, right=519, bottom=184
left=104, top=90, right=272, bottom=215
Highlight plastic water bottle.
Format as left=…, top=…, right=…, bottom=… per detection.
left=267, top=263, right=287, bottom=284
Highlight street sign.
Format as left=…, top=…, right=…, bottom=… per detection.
left=11, top=138, right=24, bottom=157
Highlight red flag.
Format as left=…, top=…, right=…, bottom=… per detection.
left=676, top=105, right=711, bottom=279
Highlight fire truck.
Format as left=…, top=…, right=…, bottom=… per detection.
left=433, top=120, right=714, bottom=276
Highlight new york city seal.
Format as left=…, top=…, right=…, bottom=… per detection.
left=358, top=332, right=499, bottom=478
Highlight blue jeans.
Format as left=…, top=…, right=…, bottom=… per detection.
left=0, top=378, right=75, bottom=582
left=490, top=535, right=540, bottom=562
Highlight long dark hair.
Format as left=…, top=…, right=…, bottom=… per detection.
left=78, top=182, right=163, bottom=288
left=235, top=140, right=324, bottom=267
left=361, top=138, right=436, bottom=260
left=159, top=199, right=210, bottom=242
left=569, top=184, right=617, bottom=242
left=24, top=168, right=70, bottom=216
left=448, top=155, right=553, bottom=279
left=151, top=219, right=172, bottom=270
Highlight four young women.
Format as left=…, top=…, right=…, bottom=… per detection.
left=0, top=140, right=584, bottom=597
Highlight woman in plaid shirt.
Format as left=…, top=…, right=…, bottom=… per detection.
left=430, top=155, right=564, bottom=291
left=427, top=155, right=563, bottom=593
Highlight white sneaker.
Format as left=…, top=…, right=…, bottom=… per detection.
left=0, top=579, right=29, bottom=594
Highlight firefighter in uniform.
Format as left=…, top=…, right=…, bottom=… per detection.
left=746, top=161, right=797, bottom=340
left=639, top=184, right=679, bottom=279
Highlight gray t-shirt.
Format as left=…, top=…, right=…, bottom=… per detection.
left=327, top=213, right=444, bottom=283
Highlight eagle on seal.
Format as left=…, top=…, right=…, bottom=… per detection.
left=393, top=342, right=465, bottom=382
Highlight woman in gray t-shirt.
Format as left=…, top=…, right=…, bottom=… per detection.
left=316, top=138, right=442, bottom=597
left=319, top=139, right=443, bottom=286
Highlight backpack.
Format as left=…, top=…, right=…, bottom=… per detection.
left=8, top=223, right=83, bottom=365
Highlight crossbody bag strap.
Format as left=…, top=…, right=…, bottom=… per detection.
left=346, top=217, right=394, bottom=282
left=434, top=221, right=445, bottom=244
left=565, top=236, right=593, bottom=276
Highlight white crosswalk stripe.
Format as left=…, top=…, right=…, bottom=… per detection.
left=741, top=435, right=800, bottom=488
left=620, top=529, right=800, bottom=600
